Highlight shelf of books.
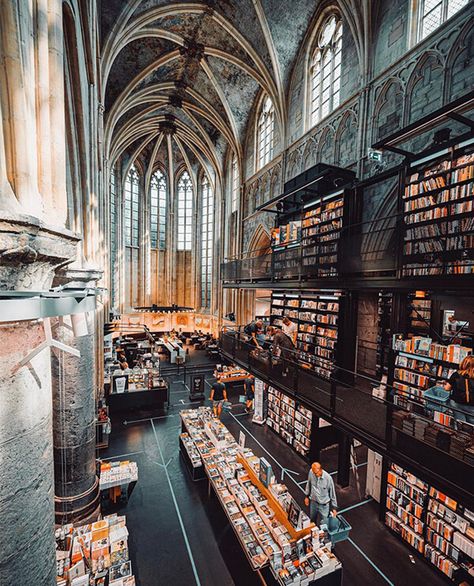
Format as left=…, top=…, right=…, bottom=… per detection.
left=266, top=386, right=313, bottom=457
left=270, top=291, right=342, bottom=380
left=385, top=463, right=474, bottom=582
left=271, top=221, right=302, bottom=280
left=408, top=293, right=432, bottom=335
left=402, top=143, right=474, bottom=278
left=301, top=190, right=346, bottom=278
left=391, top=336, right=472, bottom=429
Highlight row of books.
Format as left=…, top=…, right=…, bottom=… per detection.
left=271, top=222, right=302, bottom=247
left=266, top=387, right=312, bottom=456
left=403, top=262, right=474, bottom=276
left=393, top=336, right=471, bottom=365
left=407, top=153, right=474, bottom=185
left=386, top=464, right=474, bottom=580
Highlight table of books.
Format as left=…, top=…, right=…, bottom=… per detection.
left=99, top=460, right=138, bottom=503
left=180, top=407, right=343, bottom=585
left=55, top=514, right=135, bottom=586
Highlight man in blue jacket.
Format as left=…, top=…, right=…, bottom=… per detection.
left=304, top=461, right=338, bottom=527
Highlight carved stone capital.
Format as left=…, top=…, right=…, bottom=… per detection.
left=0, top=212, right=79, bottom=291
left=53, top=266, right=103, bottom=290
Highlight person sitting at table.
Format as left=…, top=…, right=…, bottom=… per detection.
left=210, top=376, right=227, bottom=419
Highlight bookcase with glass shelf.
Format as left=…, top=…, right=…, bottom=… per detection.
left=402, top=142, right=474, bottom=278
left=270, top=290, right=342, bottom=380
left=385, top=463, right=474, bottom=582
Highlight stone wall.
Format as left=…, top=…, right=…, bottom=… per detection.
left=238, top=1, right=474, bottom=248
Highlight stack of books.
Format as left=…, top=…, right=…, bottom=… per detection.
left=55, top=515, right=135, bottom=586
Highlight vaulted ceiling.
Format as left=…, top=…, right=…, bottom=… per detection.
left=101, top=1, right=372, bottom=185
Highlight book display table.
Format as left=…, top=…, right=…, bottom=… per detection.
left=55, top=514, right=136, bottom=586
left=107, top=383, right=169, bottom=413
left=99, top=461, right=138, bottom=504
left=180, top=408, right=343, bottom=585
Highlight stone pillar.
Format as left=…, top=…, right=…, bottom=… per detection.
left=0, top=320, right=56, bottom=586
left=0, top=213, right=79, bottom=584
left=51, top=312, right=100, bottom=524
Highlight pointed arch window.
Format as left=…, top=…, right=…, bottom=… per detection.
left=201, top=175, right=214, bottom=308
left=309, top=15, right=342, bottom=127
left=417, top=0, right=468, bottom=40
left=177, top=171, right=193, bottom=251
left=231, top=154, right=239, bottom=213
left=150, top=170, right=167, bottom=250
left=124, top=165, right=140, bottom=247
left=110, top=167, right=117, bottom=305
left=256, top=95, right=275, bottom=170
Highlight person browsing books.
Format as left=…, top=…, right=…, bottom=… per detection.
left=444, top=355, right=474, bottom=425
left=304, top=462, right=338, bottom=528
left=210, top=376, right=227, bottom=419
left=244, top=319, right=265, bottom=348
left=281, top=316, right=297, bottom=345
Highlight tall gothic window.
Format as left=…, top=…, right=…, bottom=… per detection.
left=418, top=0, right=468, bottom=40
left=177, top=171, right=193, bottom=251
left=231, top=154, right=239, bottom=213
left=110, top=167, right=117, bottom=305
left=201, top=175, right=214, bottom=308
left=256, top=95, right=275, bottom=170
left=150, top=170, right=167, bottom=249
left=309, top=15, right=342, bottom=127
left=124, top=165, right=139, bottom=247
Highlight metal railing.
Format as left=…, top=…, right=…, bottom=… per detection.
left=219, top=328, right=474, bottom=505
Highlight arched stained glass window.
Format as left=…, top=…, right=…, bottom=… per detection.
left=309, top=15, right=342, bottom=127
left=201, top=175, right=214, bottom=308
left=177, top=171, right=193, bottom=251
left=124, top=165, right=139, bottom=247
left=150, top=170, right=167, bottom=249
left=256, top=95, right=275, bottom=170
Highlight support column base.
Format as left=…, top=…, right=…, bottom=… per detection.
left=54, top=476, right=100, bottom=524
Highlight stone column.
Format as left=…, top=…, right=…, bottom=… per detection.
left=0, top=202, right=79, bottom=586
left=51, top=307, right=100, bottom=524
left=0, top=320, right=56, bottom=586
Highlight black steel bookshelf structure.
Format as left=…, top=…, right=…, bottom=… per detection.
left=220, top=94, right=474, bottom=583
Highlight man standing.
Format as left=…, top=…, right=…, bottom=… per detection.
left=244, top=375, right=255, bottom=413
left=304, top=462, right=338, bottom=527
left=209, top=376, right=227, bottom=419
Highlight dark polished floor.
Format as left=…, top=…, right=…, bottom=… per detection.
left=99, top=348, right=449, bottom=586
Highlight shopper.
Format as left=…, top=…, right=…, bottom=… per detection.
left=244, top=319, right=264, bottom=348
left=210, top=376, right=227, bottom=419
left=269, top=326, right=295, bottom=376
left=444, top=355, right=474, bottom=425
left=304, top=462, right=338, bottom=528
left=244, top=375, right=255, bottom=413
left=282, top=316, right=298, bottom=345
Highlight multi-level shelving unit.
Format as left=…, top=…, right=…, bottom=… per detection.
left=385, top=463, right=474, bottom=582
left=402, top=145, right=474, bottom=278
left=266, top=386, right=313, bottom=458
left=270, top=291, right=341, bottom=380
left=408, top=293, right=432, bottom=336
left=301, top=190, right=347, bottom=278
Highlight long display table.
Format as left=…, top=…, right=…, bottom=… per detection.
left=180, top=408, right=343, bottom=586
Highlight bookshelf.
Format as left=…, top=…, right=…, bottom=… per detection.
left=270, top=290, right=342, bottom=380
left=266, top=386, right=313, bottom=457
left=385, top=463, right=474, bottom=581
left=402, top=146, right=474, bottom=277
left=301, top=190, right=346, bottom=278
left=376, top=292, right=393, bottom=379
left=408, top=293, right=432, bottom=336
left=392, top=336, right=471, bottom=411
